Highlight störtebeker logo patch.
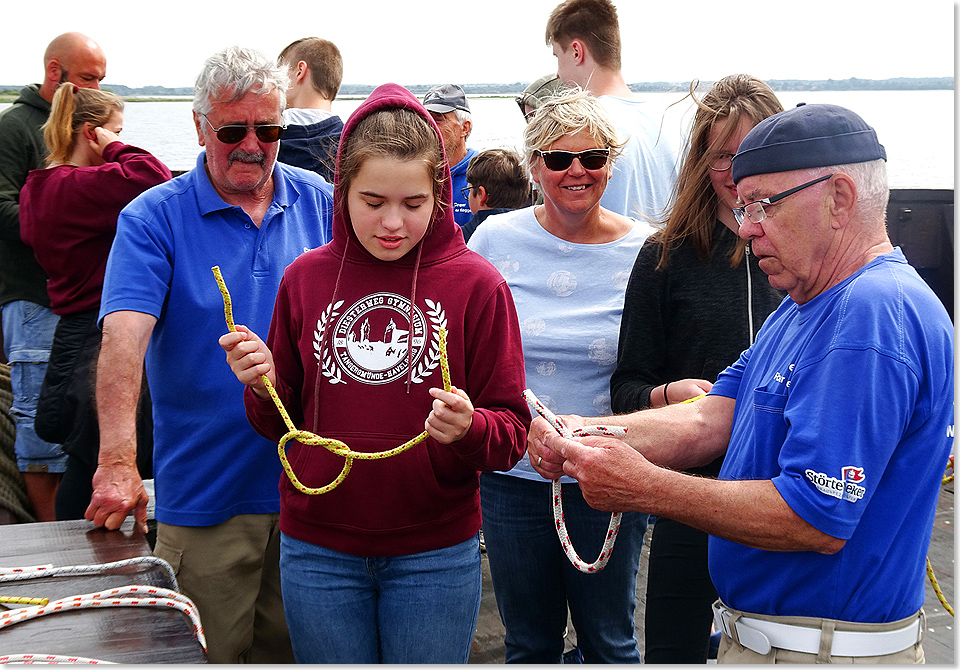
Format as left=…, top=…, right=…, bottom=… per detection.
left=805, top=466, right=866, bottom=502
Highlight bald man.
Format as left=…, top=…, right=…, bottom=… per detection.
left=0, top=32, right=106, bottom=521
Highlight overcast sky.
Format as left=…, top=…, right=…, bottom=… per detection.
left=1, top=0, right=954, bottom=89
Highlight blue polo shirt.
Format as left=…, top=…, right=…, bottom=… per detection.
left=100, top=152, right=333, bottom=526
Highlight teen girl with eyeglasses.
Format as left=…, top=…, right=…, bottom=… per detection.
left=610, top=74, right=786, bottom=663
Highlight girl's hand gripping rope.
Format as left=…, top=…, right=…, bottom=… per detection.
left=219, top=325, right=275, bottom=399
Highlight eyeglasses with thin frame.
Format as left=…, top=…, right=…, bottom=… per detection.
left=733, top=174, right=834, bottom=227
left=534, top=148, right=610, bottom=171
left=460, top=186, right=473, bottom=200
left=708, top=152, right=734, bottom=172
left=201, top=115, right=286, bottom=144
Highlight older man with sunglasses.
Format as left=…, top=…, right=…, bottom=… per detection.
left=528, top=103, right=953, bottom=663
left=87, top=46, right=333, bottom=663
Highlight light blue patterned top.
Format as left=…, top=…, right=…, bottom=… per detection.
left=468, top=206, right=653, bottom=481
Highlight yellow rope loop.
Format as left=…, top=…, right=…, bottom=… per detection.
left=212, top=266, right=451, bottom=495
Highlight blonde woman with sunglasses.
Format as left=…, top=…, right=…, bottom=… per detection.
left=468, top=87, right=653, bottom=663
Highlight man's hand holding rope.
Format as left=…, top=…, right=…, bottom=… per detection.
left=535, top=428, right=656, bottom=513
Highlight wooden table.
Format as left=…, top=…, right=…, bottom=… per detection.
left=0, top=519, right=207, bottom=663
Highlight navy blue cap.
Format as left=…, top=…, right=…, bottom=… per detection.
left=732, top=103, right=886, bottom=184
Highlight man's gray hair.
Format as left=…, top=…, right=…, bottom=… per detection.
left=454, top=108, right=472, bottom=140
left=193, top=46, right=288, bottom=116
left=807, top=159, right=889, bottom=222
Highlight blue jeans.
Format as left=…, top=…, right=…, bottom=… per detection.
left=480, top=472, right=648, bottom=663
left=279, top=532, right=482, bottom=663
left=1, top=301, right=63, bottom=472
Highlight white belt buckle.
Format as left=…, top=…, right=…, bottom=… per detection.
left=736, top=622, right=773, bottom=655
left=713, top=601, right=773, bottom=655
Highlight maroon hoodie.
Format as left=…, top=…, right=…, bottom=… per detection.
left=19, top=142, right=171, bottom=315
left=245, top=83, right=529, bottom=556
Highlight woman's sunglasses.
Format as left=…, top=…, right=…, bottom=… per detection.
left=534, top=148, right=610, bottom=171
left=201, top=115, right=286, bottom=144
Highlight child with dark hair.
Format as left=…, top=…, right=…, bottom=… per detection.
left=460, top=148, right=533, bottom=242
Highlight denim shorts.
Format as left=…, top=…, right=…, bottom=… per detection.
left=2, top=300, right=65, bottom=472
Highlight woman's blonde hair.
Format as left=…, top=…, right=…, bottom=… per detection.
left=655, top=74, right=783, bottom=268
left=43, top=82, right=123, bottom=166
left=523, top=86, right=625, bottom=169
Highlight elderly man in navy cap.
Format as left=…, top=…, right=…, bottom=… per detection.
left=422, top=83, right=476, bottom=226
left=527, top=104, right=953, bottom=663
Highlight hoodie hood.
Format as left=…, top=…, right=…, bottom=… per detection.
left=330, top=82, right=463, bottom=266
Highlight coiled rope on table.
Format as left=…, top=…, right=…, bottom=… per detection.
left=0, top=557, right=178, bottom=591
left=212, top=266, right=451, bottom=496
left=523, top=390, right=627, bottom=573
left=0, top=585, right=206, bottom=652
left=0, top=557, right=206, bottom=659
left=0, top=653, right=115, bottom=664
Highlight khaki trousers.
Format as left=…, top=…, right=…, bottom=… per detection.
left=154, top=514, right=294, bottom=664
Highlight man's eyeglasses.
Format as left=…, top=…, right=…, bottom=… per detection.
left=733, top=174, right=834, bottom=226
left=534, top=148, right=610, bottom=171
left=460, top=186, right=474, bottom=200
left=201, top=115, right=285, bottom=144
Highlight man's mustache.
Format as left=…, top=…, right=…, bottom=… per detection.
left=228, top=149, right=267, bottom=166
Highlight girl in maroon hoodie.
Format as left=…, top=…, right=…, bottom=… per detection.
left=220, top=83, right=529, bottom=663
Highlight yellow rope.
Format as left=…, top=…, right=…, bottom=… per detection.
left=0, top=596, right=49, bottom=606
left=212, top=266, right=451, bottom=495
left=924, top=455, right=954, bottom=616
left=927, top=556, right=954, bottom=616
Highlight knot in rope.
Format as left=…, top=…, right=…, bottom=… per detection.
left=213, top=266, right=451, bottom=495
left=524, top=389, right=627, bottom=573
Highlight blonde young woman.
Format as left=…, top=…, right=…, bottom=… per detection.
left=19, top=83, right=169, bottom=520
left=469, top=87, right=652, bottom=663
left=610, top=74, right=785, bottom=663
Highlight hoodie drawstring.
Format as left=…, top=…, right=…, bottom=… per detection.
left=405, top=241, right=425, bottom=394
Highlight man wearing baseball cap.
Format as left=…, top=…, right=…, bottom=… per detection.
left=527, top=104, right=953, bottom=663
left=423, top=83, right=476, bottom=227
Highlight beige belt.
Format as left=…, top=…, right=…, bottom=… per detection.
left=712, top=601, right=922, bottom=658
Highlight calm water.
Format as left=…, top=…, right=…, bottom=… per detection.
left=2, top=90, right=952, bottom=189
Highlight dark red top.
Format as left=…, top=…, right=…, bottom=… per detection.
left=20, top=141, right=171, bottom=315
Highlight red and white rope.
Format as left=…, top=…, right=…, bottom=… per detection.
left=0, top=654, right=115, bottom=664
left=0, top=584, right=206, bottom=652
left=523, top=390, right=627, bottom=573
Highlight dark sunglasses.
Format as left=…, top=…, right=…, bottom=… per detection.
left=534, top=148, right=610, bottom=171
left=201, top=115, right=285, bottom=144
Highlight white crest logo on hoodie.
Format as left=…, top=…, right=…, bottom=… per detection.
left=315, top=292, right=447, bottom=385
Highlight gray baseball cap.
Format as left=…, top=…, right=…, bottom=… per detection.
left=423, top=83, right=470, bottom=114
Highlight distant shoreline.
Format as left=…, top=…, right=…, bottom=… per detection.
left=0, top=77, right=952, bottom=103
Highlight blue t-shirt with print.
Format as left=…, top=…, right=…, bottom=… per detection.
left=708, top=248, right=953, bottom=623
